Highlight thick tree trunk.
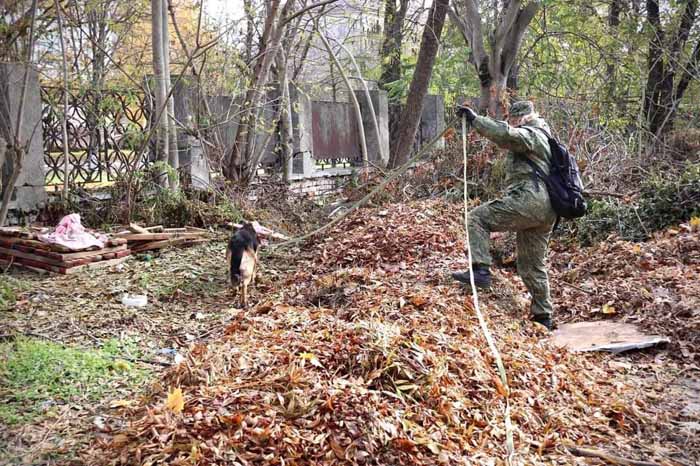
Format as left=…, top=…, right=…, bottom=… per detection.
left=389, top=0, right=449, bottom=168
left=379, top=0, right=408, bottom=159
left=450, top=1, right=540, bottom=118
left=644, top=0, right=698, bottom=136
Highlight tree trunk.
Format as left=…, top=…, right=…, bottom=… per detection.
left=151, top=0, right=169, bottom=187
left=450, top=0, right=540, bottom=118
left=276, top=50, right=293, bottom=182
left=379, top=0, right=408, bottom=160
left=226, top=0, right=292, bottom=183
left=644, top=0, right=698, bottom=136
left=161, top=0, right=178, bottom=189
left=389, top=0, right=449, bottom=169
left=55, top=0, right=70, bottom=198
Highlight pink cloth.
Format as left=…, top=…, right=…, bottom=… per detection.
left=39, top=214, right=107, bottom=251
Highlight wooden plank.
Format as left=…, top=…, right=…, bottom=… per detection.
left=116, top=232, right=204, bottom=241
left=0, top=252, right=130, bottom=275
left=56, top=244, right=126, bottom=261
left=0, top=237, right=54, bottom=251
left=0, top=240, right=126, bottom=262
left=129, top=223, right=150, bottom=234
left=0, top=253, right=64, bottom=273
left=145, top=225, right=164, bottom=232
left=130, top=238, right=188, bottom=253
left=107, top=238, right=128, bottom=246
left=0, top=257, right=50, bottom=274
left=63, top=256, right=129, bottom=274
left=0, top=246, right=74, bottom=267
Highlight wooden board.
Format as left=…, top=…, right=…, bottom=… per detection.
left=0, top=238, right=126, bottom=261
left=115, top=232, right=204, bottom=241
left=0, top=252, right=129, bottom=275
left=551, top=321, right=670, bottom=353
left=0, top=257, right=49, bottom=274
left=63, top=256, right=129, bottom=275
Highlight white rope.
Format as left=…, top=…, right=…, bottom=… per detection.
left=461, top=115, right=515, bottom=462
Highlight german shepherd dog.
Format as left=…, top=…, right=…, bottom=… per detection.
left=226, top=222, right=260, bottom=307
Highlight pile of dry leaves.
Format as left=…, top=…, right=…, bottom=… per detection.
left=551, top=221, right=700, bottom=362
left=86, top=200, right=696, bottom=465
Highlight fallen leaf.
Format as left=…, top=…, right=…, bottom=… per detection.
left=690, top=216, right=700, bottom=231
left=300, top=352, right=323, bottom=368
left=165, top=387, right=185, bottom=413
left=109, top=399, right=134, bottom=409
left=602, top=303, right=616, bottom=315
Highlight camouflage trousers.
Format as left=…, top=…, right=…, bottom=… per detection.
left=468, top=180, right=557, bottom=317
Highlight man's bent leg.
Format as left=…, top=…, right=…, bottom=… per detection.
left=516, top=227, right=553, bottom=321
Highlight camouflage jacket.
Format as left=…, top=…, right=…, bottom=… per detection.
left=471, top=115, right=553, bottom=187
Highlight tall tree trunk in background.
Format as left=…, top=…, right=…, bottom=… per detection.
left=389, top=0, right=449, bottom=168
left=87, top=6, right=108, bottom=179
left=644, top=0, right=698, bottom=137
left=55, top=0, right=70, bottom=198
left=151, top=0, right=169, bottom=187
left=605, top=0, right=622, bottom=110
left=244, top=0, right=254, bottom=64
left=162, top=0, right=178, bottom=189
left=450, top=0, right=540, bottom=118
left=378, top=0, right=408, bottom=158
left=226, top=0, right=293, bottom=183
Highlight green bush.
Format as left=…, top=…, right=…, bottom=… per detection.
left=574, top=163, right=700, bottom=244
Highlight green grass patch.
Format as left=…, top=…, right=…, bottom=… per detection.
left=0, top=276, right=29, bottom=311
left=0, top=337, right=149, bottom=425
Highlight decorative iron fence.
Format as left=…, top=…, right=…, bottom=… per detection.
left=41, top=87, right=153, bottom=186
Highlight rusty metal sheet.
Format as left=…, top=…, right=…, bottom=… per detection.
left=311, top=101, right=361, bottom=161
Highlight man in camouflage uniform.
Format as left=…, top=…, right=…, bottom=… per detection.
left=452, top=101, right=557, bottom=330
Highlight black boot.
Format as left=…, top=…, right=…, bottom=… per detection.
left=452, top=265, right=492, bottom=289
left=531, top=314, right=553, bottom=331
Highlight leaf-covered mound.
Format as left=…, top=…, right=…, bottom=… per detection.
left=87, top=200, right=690, bottom=465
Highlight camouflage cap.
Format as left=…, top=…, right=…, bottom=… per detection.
left=509, top=101, right=535, bottom=118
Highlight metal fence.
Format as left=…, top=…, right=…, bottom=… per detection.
left=41, top=87, right=152, bottom=186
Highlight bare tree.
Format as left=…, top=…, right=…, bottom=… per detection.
left=225, top=0, right=289, bottom=182
left=450, top=0, right=540, bottom=117
left=390, top=0, right=449, bottom=169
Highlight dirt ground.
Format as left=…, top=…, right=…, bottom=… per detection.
left=1, top=200, right=698, bottom=465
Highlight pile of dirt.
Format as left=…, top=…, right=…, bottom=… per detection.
left=85, top=200, right=695, bottom=465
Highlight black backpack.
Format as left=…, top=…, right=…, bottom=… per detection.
left=522, top=127, right=587, bottom=220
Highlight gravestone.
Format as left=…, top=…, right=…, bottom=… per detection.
left=355, top=89, right=390, bottom=167
left=0, top=63, right=47, bottom=224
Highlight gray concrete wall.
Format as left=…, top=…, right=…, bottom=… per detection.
left=0, top=63, right=47, bottom=223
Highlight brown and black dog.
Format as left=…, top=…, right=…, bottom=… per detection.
left=226, top=222, right=260, bottom=308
